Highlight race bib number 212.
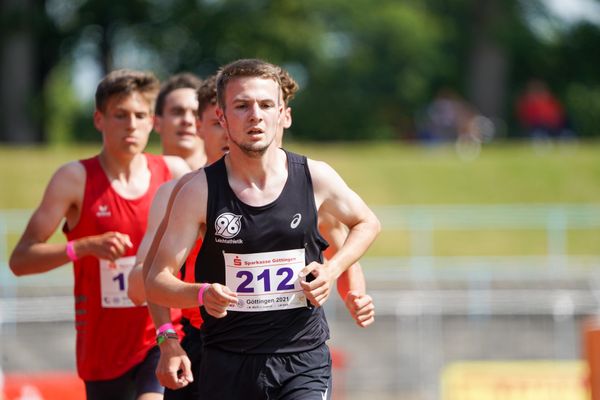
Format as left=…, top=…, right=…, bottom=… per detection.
left=224, top=249, right=307, bottom=312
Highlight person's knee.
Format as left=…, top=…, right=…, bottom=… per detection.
left=136, top=392, right=163, bottom=400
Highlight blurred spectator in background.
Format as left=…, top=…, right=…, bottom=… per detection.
left=516, top=79, right=575, bottom=142
left=417, top=87, right=495, bottom=160
left=422, top=88, right=472, bottom=142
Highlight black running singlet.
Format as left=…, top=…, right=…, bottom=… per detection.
left=195, top=150, right=330, bottom=353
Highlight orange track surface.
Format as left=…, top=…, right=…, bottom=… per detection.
left=3, top=372, right=85, bottom=400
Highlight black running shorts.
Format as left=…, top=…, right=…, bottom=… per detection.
left=198, top=342, right=331, bottom=400
left=85, top=345, right=163, bottom=400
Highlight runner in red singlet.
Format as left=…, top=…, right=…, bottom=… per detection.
left=9, top=69, right=190, bottom=400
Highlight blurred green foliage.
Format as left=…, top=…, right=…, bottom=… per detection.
left=1, top=0, right=599, bottom=142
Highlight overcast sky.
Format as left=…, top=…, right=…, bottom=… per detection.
left=544, top=0, right=600, bottom=25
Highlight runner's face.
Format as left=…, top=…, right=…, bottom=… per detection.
left=94, top=92, right=153, bottom=155
left=218, top=77, right=283, bottom=157
left=198, top=103, right=229, bottom=164
left=154, top=88, right=202, bottom=156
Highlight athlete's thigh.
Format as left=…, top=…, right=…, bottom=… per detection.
left=85, top=373, right=136, bottom=400
left=272, top=344, right=332, bottom=400
left=198, top=347, right=265, bottom=400
left=133, top=346, right=164, bottom=398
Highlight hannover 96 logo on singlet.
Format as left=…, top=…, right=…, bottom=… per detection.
left=214, top=212, right=243, bottom=244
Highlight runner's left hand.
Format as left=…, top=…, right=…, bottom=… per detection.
left=345, top=291, right=375, bottom=327
left=155, top=339, right=193, bottom=390
left=299, top=261, right=335, bottom=307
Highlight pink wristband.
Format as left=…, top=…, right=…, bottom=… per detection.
left=156, top=323, right=175, bottom=335
left=66, top=241, right=78, bottom=261
left=198, top=283, right=209, bottom=306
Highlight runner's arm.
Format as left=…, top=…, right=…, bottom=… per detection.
left=319, top=211, right=375, bottom=327
left=10, top=162, right=132, bottom=275
left=134, top=178, right=196, bottom=388
left=145, top=172, right=209, bottom=308
left=145, top=171, right=238, bottom=315
left=307, top=159, right=380, bottom=280
left=9, top=163, right=83, bottom=275
left=128, top=180, right=176, bottom=305
left=319, top=212, right=366, bottom=296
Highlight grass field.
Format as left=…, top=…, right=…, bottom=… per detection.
left=1, top=140, right=600, bottom=258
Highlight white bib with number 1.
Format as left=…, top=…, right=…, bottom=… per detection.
left=100, top=256, right=136, bottom=308
left=224, top=249, right=307, bottom=312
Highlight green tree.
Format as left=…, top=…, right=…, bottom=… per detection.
left=2, top=0, right=599, bottom=143
left=0, top=0, right=64, bottom=143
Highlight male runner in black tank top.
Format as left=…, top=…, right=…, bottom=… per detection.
left=145, top=59, right=380, bottom=400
